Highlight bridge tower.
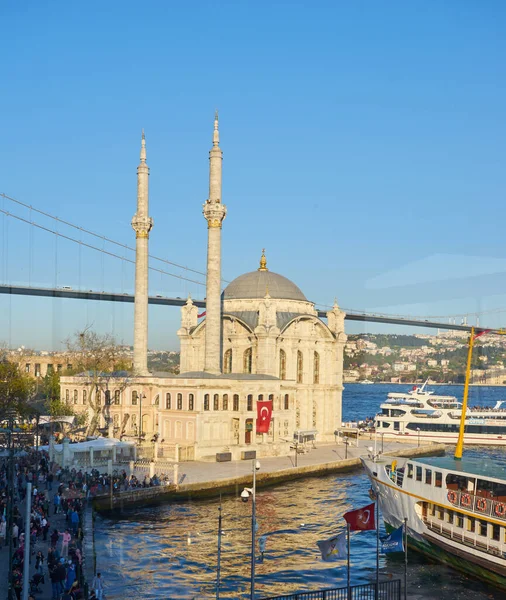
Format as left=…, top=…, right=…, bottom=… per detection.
left=131, top=131, right=153, bottom=375
left=202, top=112, right=227, bottom=374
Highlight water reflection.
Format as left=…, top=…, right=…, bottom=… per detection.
left=95, top=384, right=501, bottom=599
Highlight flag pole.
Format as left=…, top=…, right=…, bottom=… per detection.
left=404, top=517, right=408, bottom=600
left=216, top=501, right=222, bottom=600
left=375, top=500, right=379, bottom=600
left=347, top=523, right=351, bottom=600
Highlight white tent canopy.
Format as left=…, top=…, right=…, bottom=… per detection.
left=39, top=437, right=135, bottom=452
left=39, top=415, right=76, bottom=426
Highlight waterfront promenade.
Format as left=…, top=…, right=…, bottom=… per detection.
left=94, top=438, right=445, bottom=510
left=0, top=471, right=90, bottom=600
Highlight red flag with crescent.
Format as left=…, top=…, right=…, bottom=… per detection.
left=256, top=401, right=273, bottom=433
left=343, top=502, right=376, bottom=531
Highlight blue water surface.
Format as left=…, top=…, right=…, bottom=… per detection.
left=94, top=384, right=506, bottom=599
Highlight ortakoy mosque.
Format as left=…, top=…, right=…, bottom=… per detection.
left=60, top=116, right=347, bottom=460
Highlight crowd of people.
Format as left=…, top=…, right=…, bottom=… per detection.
left=0, top=449, right=105, bottom=599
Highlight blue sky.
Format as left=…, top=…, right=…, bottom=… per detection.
left=1, top=1, right=506, bottom=350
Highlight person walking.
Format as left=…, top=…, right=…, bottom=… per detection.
left=12, top=522, right=19, bottom=548
left=61, top=529, right=71, bottom=558
left=53, top=493, right=61, bottom=515
left=71, top=509, right=80, bottom=536
left=92, top=572, right=104, bottom=599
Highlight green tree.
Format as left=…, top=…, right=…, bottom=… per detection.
left=0, top=359, right=36, bottom=419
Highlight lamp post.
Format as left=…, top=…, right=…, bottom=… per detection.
left=344, top=437, right=349, bottom=459
left=416, top=427, right=420, bottom=448
left=3, top=409, right=17, bottom=600
left=241, top=459, right=261, bottom=600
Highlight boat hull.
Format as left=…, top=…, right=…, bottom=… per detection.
left=362, top=456, right=506, bottom=591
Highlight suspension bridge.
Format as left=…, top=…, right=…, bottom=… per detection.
left=0, top=191, right=502, bottom=339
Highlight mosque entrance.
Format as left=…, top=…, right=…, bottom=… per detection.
left=245, top=419, right=253, bottom=444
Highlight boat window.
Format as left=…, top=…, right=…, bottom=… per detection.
left=435, top=472, right=442, bottom=488
left=446, top=474, right=468, bottom=491
left=416, top=466, right=422, bottom=482
left=437, top=507, right=444, bottom=519
left=431, top=504, right=436, bottom=517
left=425, top=469, right=432, bottom=485
left=382, top=422, right=391, bottom=428
left=391, top=409, right=406, bottom=417
left=467, top=517, right=475, bottom=533
left=382, top=409, right=390, bottom=416
left=456, top=515, right=464, bottom=528
left=479, top=520, right=488, bottom=537
left=447, top=511, right=454, bottom=525
left=407, top=464, right=413, bottom=479
left=492, top=524, right=500, bottom=542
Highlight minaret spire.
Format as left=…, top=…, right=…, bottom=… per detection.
left=213, top=110, right=220, bottom=147
left=131, top=130, right=153, bottom=375
left=203, top=112, right=227, bottom=374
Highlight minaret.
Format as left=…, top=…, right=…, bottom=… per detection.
left=203, top=112, right=227, bottom=374
left=131, top=131, right=153, bottom=375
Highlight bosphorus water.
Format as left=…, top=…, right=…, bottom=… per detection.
left=94, top=384, right=506, bottom=599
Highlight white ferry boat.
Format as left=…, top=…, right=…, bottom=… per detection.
left=376, top=381, right=506, bottom=445
left=361, top=453, right=506, bottom=590
left=362, top=327, right=506, bottom=591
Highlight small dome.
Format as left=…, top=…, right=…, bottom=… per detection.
left=223, top=270, right=307, bottom=301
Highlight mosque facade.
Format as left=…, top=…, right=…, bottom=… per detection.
left=60, top=116, right=347, bottom=460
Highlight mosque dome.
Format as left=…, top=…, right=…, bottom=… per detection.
left=223, top=251, right=307, bottom=301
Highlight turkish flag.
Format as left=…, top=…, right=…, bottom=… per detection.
left=343, top=502, right=376, bottom=531
left=256, top=401, right=273, bottom=433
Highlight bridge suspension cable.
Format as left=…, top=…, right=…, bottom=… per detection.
left=0, top=192, right=221, bottom=281
left=0, top=206, right=206, bottom=286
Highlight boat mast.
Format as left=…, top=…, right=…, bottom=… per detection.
left=454, top=327, right=475, bottom=460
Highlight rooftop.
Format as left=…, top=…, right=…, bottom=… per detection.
left=415, top=455, right=506, bottom=482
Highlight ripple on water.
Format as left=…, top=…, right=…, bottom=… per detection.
left=94, top=385, right=505, bottom=599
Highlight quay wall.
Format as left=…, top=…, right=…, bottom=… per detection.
left=93, top=443, right=445, bottom=512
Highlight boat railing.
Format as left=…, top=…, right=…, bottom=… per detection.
left=447, top=488, right=506, bottom=522
left=423, top=517, right=503, bottom=557
left=385, top=465, right=404, bottom=488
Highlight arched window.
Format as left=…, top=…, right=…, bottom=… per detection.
left=258, top=394, right=263, bottom=401
left=187, top=422, right=195, bottom=440
left=132, top=391, right=138, bottom=406
left=233, top=394, right=239, bottom=411
left=204, top=394, right=210, bottom=411
left=189, top=394, right=194, bottom=411
left=214, top=394, right=219, bottom=410
left=284, top=394, right=289, bottom=410
left=166, top=393, right=171, bottom=409
left=224, top=349, right=232, bottom=374
left=223, top=394, right=228, bottom=410
left=115, top=390, right=121, bottom=405
left=247, top=395, right=253, bottom=411
left=313, top=351, right=320, bottom=384
left=243, top=348, right=252, bottom=374
left=177, top=393, right=183, bottom=410
left=105, top=390, right=111, bottom=405
left=113, top=414, right=119, bottom=427
left=83, top=390, right=87, bottom=404
left=175, top=421, right=183, bottom=438
left=154, top=394, right=160, bottom=406
left=65, top=389, right=69, bottom=402
left=297, top=350, right=303, bottom=384
left=269, top=394, right=274, bottom=403
left=96, top=389, right=102, bottom=405
left=73, top=390, right=78, bottom=404
left=279, top=349, right=286, bottom=380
